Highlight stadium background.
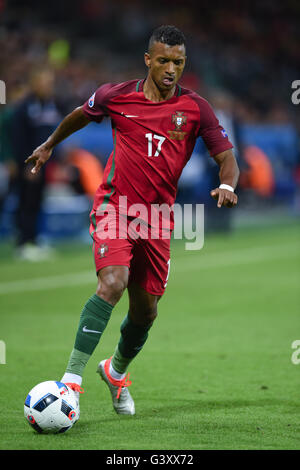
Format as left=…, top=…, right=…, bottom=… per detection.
left=0, top=0, right=299, bottom=241
left=0, top=0, right=299, bottom=451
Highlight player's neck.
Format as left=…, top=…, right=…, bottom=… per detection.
left=143, top=76, right=176, bottom=102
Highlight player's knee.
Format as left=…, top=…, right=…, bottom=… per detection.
left=96, top=269, right=128, bottom=305
left=145, top=308, right=158, bottom=326
left=131, top=304, right=158, bottom=327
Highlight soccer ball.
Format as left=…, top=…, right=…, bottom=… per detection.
left=24, top=381, right=79, bottom=434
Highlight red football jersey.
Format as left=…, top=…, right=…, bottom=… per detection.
left=82, top=79, right=233, bottom=228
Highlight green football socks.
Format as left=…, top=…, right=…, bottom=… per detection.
left=65, top=294, right=113, bottom=377
left=111, top=313, right=152, bottom=374
left=66, top=299, right=152, bottom=378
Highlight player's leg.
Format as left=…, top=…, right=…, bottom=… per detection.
left=60, top=204, right=133, bottom=413
left=97, top=284, right=160, bottom=415
left=97, top=283, right=161, bottom=415
left=98, top=235, right=170, bottom=415
left=109, top=235, right=170, bottom=380
left=110, top=282, right=160, bottom=376
left=61, top=204, right=133, bottom=391
left=61, top=265, right=129, bottom=388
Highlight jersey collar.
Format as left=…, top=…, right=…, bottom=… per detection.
left=136, top=79, right=181, bottom=98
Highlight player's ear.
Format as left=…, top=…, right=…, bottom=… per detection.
left=144, top=52, right=151, bottom=68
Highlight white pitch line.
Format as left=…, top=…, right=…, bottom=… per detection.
left=0, top=270, right=95, bottom=295
left=0, top=242, right=298, bottom=295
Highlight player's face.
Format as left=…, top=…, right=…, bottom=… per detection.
left=145, top=42, right=186, bottom=91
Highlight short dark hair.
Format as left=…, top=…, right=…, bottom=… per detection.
left=148, top=25, right=186, bottom=52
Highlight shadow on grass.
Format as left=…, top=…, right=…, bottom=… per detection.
left=130, top=397, right=300, bottom=419
left=74, top=396, right=300, bottom=428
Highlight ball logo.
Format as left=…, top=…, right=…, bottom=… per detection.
left=68, top=410, right=76, bottom=420
left=88, top=92, right=96, bottom=108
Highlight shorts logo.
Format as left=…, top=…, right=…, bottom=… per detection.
left=88, top=92, right=96, bottom=108
left=168, top=111, right=187, bottom=140
left=98, top=243, right=108, bottom=258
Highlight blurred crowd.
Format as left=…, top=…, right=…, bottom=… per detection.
left=0, top=0, right=299, bottom=257
left=1, top=0, right=299, bottom=122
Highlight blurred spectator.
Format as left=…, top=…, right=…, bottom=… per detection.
left=0, top=105, right=15, bottom=214
left=12, top=66, right=63, bottom=260
left=0, top=0, right=298, bottom=127
left=46, top=147, right=104, bottom=200
left=239, top=145, right=275, bottom=198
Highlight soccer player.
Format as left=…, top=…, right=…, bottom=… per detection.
left=25, top=25, right=239, bottom=416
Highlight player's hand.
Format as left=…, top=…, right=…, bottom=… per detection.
left=25, top=143, right=53, bottom=174
left=210, top=188, right=238, bottom=208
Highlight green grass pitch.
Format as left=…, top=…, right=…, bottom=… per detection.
left=0, top=221, right=299, bottom=450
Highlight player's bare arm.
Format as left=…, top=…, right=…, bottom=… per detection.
left=210, top=149, right=239, bottom=208
left=25, top=105, right=90, bottom=174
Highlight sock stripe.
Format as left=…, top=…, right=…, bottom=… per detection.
left=65, top=348, right=91, bottom=377
left=88, top=294, right=113, bottom=317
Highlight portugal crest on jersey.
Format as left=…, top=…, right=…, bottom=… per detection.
left=168, top=111, right=187, bottom=140
left=172, top=111, right=187, bottom=130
